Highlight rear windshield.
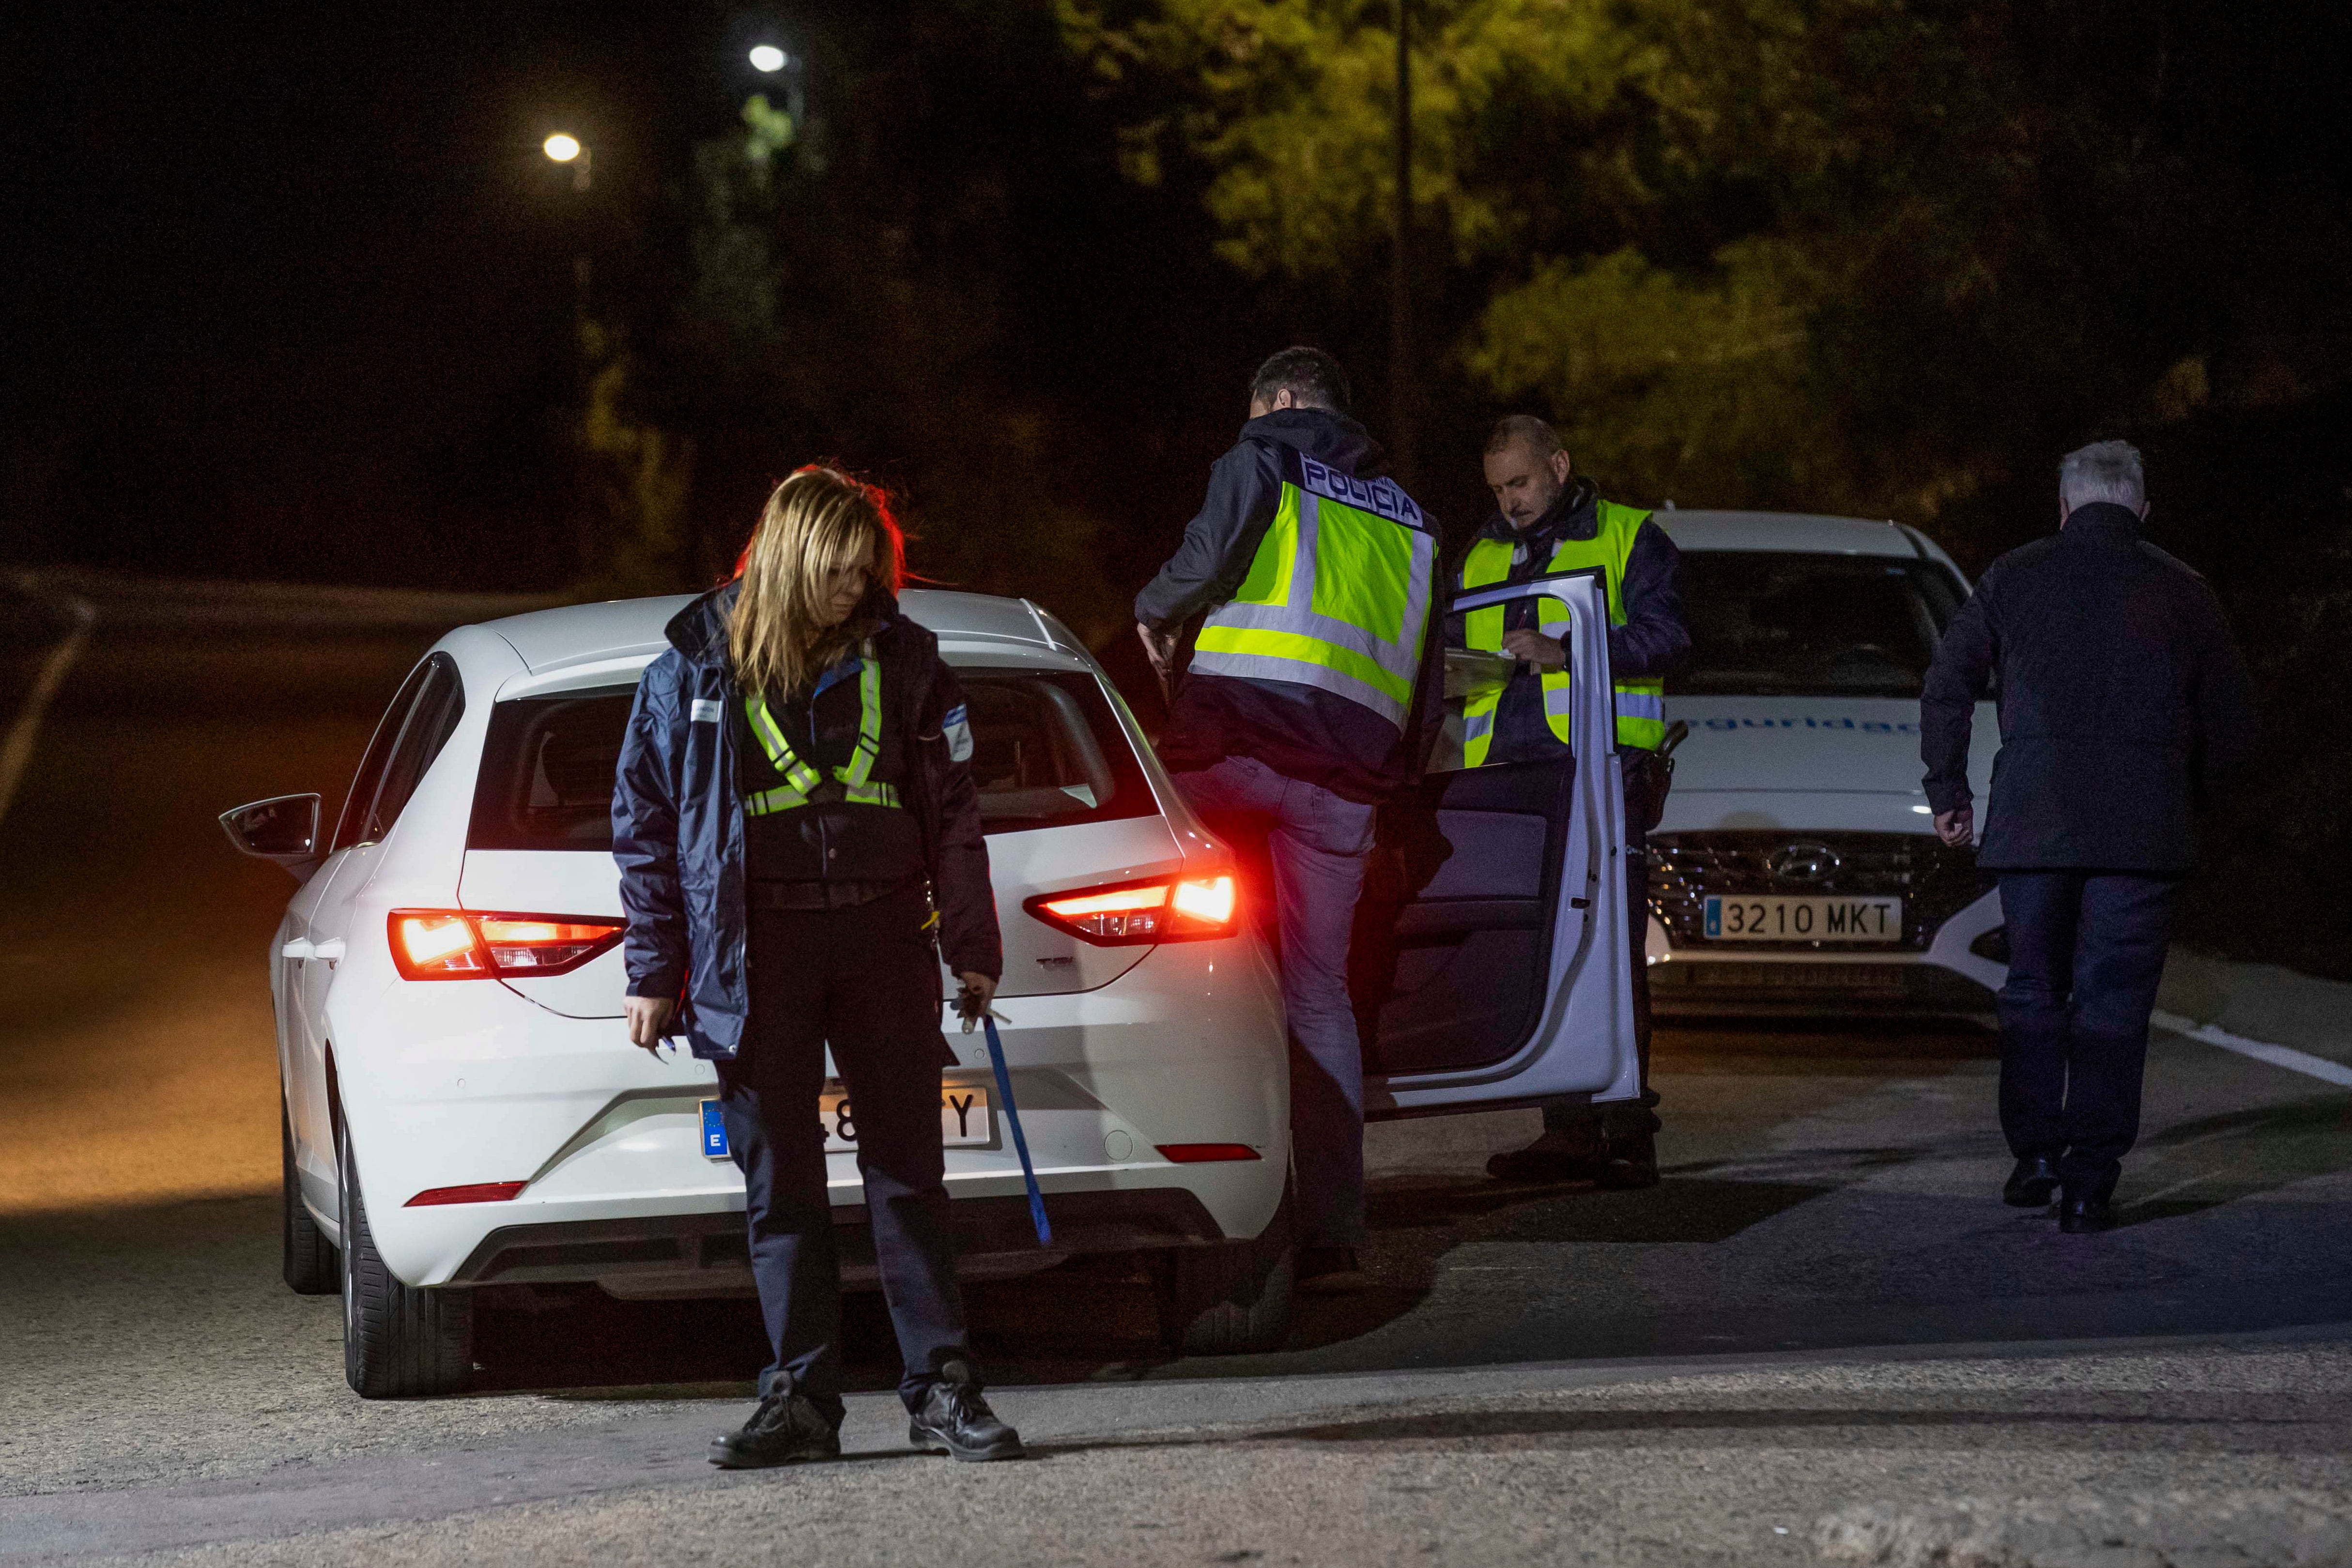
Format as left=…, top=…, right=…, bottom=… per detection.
left=468, top=667, right=1156, bottom=852
left=1671, top=552, right=1968, bottom=699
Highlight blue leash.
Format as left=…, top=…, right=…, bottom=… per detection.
left=980, top=1014, right=1052, bottom=1246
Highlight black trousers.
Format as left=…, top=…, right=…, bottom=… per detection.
left=717, top=884, right=973, bottom=1419
left=1996, top=871, right=2180, bottom=1199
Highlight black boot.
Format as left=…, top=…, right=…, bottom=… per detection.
left=709, top=1379, right=842, bottom=1469
left=1296, top=1245, right=1372, bottom=1294
left=2003, top=1154, right=2061, bottom=1208
left=908, top=1361, right=1023, bottom=1462
left=1595, top=1127, right=1660, bottom=1190
left=1485, top=1124, right=1603, bottom=1183
left=2059, top=1193, right=2115, bottom=1233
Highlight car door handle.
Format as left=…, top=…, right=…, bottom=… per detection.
left=312, top=939, right=346, bottom=964
left=280, top=938, right=315, bottom=960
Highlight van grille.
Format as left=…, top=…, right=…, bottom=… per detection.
left=1646, top=830, right=1991, bottom=952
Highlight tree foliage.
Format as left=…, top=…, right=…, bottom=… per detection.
left=1063, top=0, right=2352, bottom=540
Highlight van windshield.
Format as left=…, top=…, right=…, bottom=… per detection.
left=467, top=667, right=1156, bottom=851
left=1670, top=552, right=1968, bottom=699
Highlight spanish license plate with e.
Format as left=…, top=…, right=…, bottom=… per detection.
left=1703, top=894, right=1901, bottom=942
left=697, top=1087, right=993, bottom=1160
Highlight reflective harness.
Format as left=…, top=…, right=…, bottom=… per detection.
left=1457, top=499, right=1667, bottom=762
left=741, top=641, right=903, bottom=815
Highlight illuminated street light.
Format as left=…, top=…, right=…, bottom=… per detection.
left=749, top=44, right=787, bottom=72
left=542, top=132, right=591, bottom=191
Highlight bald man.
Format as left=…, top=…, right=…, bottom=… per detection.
left=1446, top=415, right=1688, bottom=1186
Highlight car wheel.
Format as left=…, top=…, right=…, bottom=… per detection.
left=1156, top=1181, right=1294, bottom=1356
left=338, top=1112, right=474, bottom=1397
left=281, top=1100, right=338, bottom=1295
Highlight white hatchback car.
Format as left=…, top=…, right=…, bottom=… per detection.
left=225, top=582, right=1637, bottom=1396
left=1642, top=511, right=2003, bottom=1017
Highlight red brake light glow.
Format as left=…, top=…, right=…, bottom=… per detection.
left=1154, top=1144, right=1262, bottom=1163
left=388, top=910, right=624, bottom=981
left=1026, top=873, right=1240, bottom=947
left=405, top=1182, right=528, bottom=1207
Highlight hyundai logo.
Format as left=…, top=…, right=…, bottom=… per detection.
left=1768, top=842, right=1841, bottom=882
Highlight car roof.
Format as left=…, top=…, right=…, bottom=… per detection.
left=1653, top=509, right=1927, bottom=560
left=476, top=588, right=1075, bottom=675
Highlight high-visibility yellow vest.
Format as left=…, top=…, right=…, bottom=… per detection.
left=1457, top=499, right=1667, bottom=763
left=741, top=640, right=903, bottom=815
left=1189, top=449, right=1438, bottom=732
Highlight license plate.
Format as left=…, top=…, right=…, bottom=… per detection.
left=820, top=1084, right=992, bottom=1153
left=702, top=1088, right=993, bottom=1158
left=1702, top=894, right=1901, bottom=943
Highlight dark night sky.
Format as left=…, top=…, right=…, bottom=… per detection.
left=4, top=6, right=746, bottom=585
left=5, top=3, right=2350, bottom=598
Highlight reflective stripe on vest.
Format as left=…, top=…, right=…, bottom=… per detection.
left=1456, top=499, right=1667, bottom=760
left=741, top=640, right=903, bottom=815
left=1187, top=449, right=1438, bottom=731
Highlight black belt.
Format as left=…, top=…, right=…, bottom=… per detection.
left=753, top=877, right=922, bottom=911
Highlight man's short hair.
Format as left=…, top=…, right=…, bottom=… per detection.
left=1485, top=414, right=1563, bottom=461
left=2059, top=439, right=2146, bottom=511
left=1250, top=347, right=1351, bottom=415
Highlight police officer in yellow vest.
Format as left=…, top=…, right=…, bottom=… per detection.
left=1449, top=415, right=1690, bottom=1187
left=1136, top=348, right=1444, bottom=1293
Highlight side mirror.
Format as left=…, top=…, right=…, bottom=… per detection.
left=220, top=794, right=324, bottom=882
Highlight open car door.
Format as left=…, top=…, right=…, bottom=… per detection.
left=1351, top=566, right=1639, bottom=1116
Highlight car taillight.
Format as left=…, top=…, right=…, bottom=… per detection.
left=388, top=910, right=625, bottom=981
left=405, top=1181, right=528, bottom=1206
left=1155, top=1143, right=1261, bottom=1163
left=1024, top=872, right=1240, bottom=947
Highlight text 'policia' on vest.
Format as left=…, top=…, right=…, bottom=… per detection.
left=1188, top=450, right=1440, bottom=733
left=1456, top=499, right=1668, bottom=763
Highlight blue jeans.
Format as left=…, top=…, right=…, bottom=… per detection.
left=1996, top=871, right=2180, bottom=1199
left=1173, top=756, right=1378, bottom=1250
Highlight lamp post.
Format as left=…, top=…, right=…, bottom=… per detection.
left=540, top=132, right=593, bottom=320
left=542, top=132, right=591, bottom=192
left=1389, top=0, right=1416, bottom=488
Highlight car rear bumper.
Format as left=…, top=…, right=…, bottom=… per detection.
left=447, top=1187, right=1230, bottom=1299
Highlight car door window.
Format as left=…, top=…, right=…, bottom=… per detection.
left=332, top=661, right=435, bottom=852
left=332, top=655, right=462, bottom=851
left=360, top=656, right=464, bottom=845
left=1357, top=569, right=1621, bottom=1081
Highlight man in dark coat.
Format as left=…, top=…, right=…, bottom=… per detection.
left=1921, top=439, right=2257, bottom=1231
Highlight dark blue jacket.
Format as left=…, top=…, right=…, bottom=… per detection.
left=1135, top=408, right=1445, bottom=802
left=1921, top=502, right=2258, bottom=871
left=612, top=583, right=1002, bottom=1059
left=1441, top=478, right=1691, bottom=764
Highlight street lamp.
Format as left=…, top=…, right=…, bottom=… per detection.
left=542, top=132, right=590, bottom=191
left=748, top=44, right=787, bottom=73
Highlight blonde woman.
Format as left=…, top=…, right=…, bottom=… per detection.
left=614, top=467, right=1020, bottom=1465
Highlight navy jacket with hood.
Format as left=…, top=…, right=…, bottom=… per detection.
left=611, top=582, right=1002, bottom=1060
left=1135, top=408, right=1445, bottom=802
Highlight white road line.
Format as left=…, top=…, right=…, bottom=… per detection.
left=2152, top=1009, right=2352, bottom=1090
left=0, top=579, right=95, bottom=831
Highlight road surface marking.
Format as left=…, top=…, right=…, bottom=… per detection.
left=2153, top=1009, right=2352, bottom=1089
left=0, top=579, right=95, bottom=831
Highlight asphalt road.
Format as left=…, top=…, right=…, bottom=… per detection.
left=4, top=590, right=2350, bottom=1568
